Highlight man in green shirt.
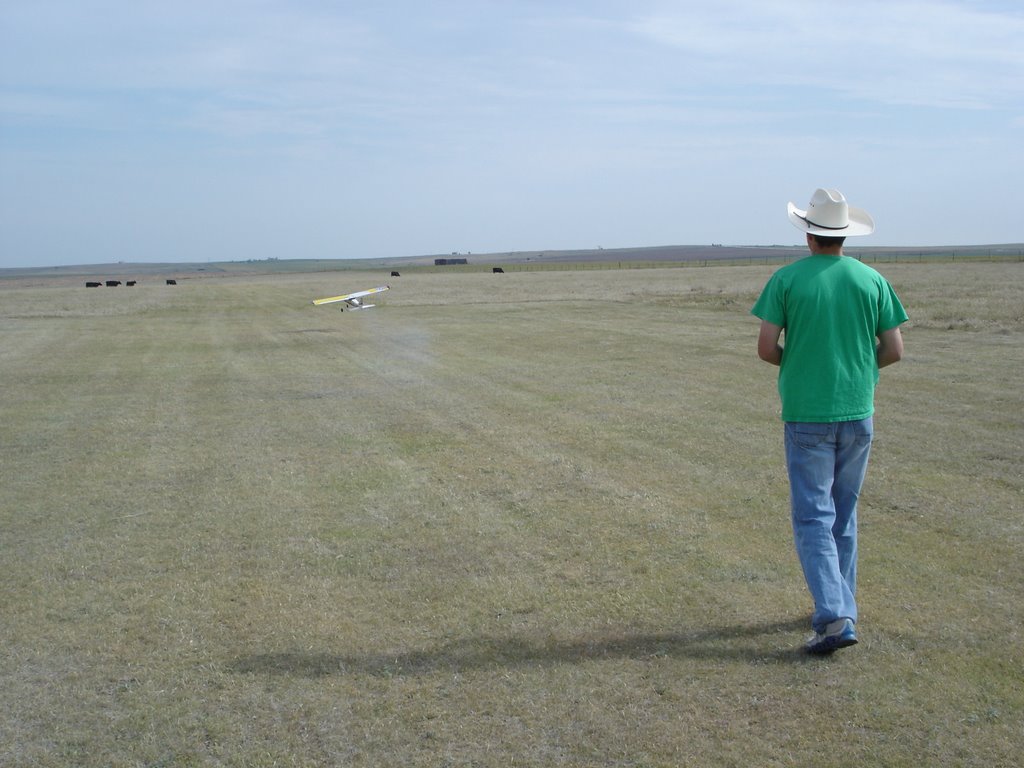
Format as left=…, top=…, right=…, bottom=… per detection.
left=752, top=188, right=908, bottom=654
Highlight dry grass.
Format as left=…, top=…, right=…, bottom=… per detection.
left=1, top=262, right=1021, bottom=766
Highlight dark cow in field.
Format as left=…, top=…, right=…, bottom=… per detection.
left=126, top=281, right=137, bottom=286
left=492, top=267, right=504, bottom=274
left=391, top=271, right=400, bottom=277
left=166, top=279, right=177, bottom=285
left=86, top=282, right=102, bottom=288
left=105, top=280, right=121, bottom=287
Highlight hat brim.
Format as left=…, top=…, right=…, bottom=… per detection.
left=788, top=202, right=875, bottom=237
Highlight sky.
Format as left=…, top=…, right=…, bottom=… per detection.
left=2, top=1, right=1023, bottom=268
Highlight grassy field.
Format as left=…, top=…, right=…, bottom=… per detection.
left=2, top=263, right=1021, bottom=766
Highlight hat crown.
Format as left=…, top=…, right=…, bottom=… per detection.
left=805, top=188, right=849, bottom=229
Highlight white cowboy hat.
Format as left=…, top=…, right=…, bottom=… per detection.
left=788, top=188, right=874, bottom=237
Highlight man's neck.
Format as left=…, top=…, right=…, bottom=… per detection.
left=805, top=233, right=844, bottom=257
left=809, top=246, right=843, bottom=257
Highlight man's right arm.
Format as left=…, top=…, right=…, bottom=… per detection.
left=757, top=321, right=784, bottom=366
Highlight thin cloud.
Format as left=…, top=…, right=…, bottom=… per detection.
left=629, top=0, right=1024, bottom=109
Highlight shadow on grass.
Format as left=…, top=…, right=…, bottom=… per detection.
left=227, top=617, right=815, bottom=678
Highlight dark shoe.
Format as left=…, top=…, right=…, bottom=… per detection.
left=805, top=618, right=858, bottom=655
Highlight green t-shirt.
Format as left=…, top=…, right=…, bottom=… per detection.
left=751, top=255, right=908, bottom=422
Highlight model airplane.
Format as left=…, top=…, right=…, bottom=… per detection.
left=312, top=285, right=390, bottom=311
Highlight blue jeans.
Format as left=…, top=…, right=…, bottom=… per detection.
left=784, top=418, right=873, bottom=634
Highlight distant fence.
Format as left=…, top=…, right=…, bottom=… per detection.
left=414, top=250, right=1024, bottom=274
left=854, top=251, right=1024, bottom=264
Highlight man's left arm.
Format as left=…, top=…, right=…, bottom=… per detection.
left=876, top=326, right=904, bottom=368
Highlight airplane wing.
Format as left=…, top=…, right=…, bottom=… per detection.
left=312, top=285, right=390, bottom=310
